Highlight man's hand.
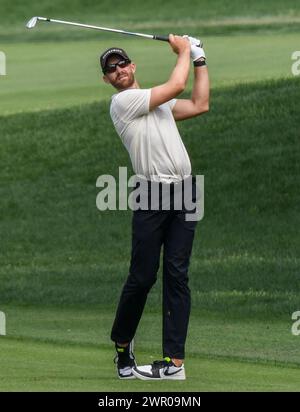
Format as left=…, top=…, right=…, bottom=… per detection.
left=169, top=34, right=191, bottom=55
left=183, top=35, right=203, bottom=48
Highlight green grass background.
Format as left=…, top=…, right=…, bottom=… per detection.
left=1, top=0, right=300, bottom=42
left=1, top=32, right=299, bottom=115
left=0, top=0, right=300, bottom=391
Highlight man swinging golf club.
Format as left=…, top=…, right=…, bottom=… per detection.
left=100, top=34, right=209, bottom=380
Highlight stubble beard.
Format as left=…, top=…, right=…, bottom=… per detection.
left=114, top=72, right=135, bottom=91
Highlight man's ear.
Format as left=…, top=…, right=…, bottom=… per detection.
left=131, top=62, right=136, bottom=74
left=103, top=74, right=110, bottom=84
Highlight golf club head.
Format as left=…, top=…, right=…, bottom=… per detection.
left=26, top=17, right=38, bottom=29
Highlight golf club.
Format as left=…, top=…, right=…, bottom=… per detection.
left=26, top=16, right=171, bottom=43
left=26, top=16, right=203, bottom=47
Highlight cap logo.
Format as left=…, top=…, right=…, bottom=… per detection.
left=102, top=48, right=124, bottom=60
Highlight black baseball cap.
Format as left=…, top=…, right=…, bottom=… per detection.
left=100, top=47, right=131, bottom=73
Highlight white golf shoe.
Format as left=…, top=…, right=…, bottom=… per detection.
left=132, top=357, right=186, bottom=380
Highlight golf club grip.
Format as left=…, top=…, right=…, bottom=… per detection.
left=154, top=35, right=170, bottom=42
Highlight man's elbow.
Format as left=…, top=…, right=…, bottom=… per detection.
left=196, top=102, right=209, bottom=115
left=174, top=81, right=186, bottom=95
left=201, top=103, right=209, bottom=114
left=171, top=77, right=188, bottom=94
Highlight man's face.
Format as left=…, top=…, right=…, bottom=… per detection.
left=103, top=55, right=136, bottom=91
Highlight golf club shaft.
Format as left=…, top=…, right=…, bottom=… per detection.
left=35, top=17, right=170, bottom=42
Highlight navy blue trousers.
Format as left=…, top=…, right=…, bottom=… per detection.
left=111, top=177, right=198, bottom=359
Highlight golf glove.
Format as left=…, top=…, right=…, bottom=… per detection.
left=183, top=35, right=203, bottom=48
left=183, top=35, right=205, bottom=61
left=190, top=44, right=206, bottom=61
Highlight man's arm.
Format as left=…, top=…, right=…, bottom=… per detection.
left=172, top=50, right=210, bottom=121
left=149, top=35, right=191, bottom=111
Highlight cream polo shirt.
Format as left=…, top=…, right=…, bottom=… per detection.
left=110, top=88, right=192, bottom=183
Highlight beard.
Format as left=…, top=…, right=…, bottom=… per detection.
left=113, top=71, right=135, bottom=90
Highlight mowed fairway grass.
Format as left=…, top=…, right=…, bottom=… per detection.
left=1, top=0, right=300, bottom=391
left=0, top=306, right=300, bottom=391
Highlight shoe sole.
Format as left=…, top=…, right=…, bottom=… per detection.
left=132, top=369, right=186, bottom=381
left=118, top=374, right=137, bottom=380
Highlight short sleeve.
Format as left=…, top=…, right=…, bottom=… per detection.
left=112, top=89, right=151, bottom=122
left=168, top=98, right=177, bottom=110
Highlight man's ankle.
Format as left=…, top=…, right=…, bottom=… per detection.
left=116, top=342, right=129, bottom=348
left=171, top=358, right=183, bottom=367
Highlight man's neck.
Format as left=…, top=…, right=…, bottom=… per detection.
left=118, top=80, right=140, bottom=92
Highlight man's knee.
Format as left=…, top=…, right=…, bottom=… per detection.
left=126, top=271, right=157, bottom=291
left=163, top=256, right=190, bottom=285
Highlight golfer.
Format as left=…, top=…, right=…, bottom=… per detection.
left=100, top=34, right=209, bottom=380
